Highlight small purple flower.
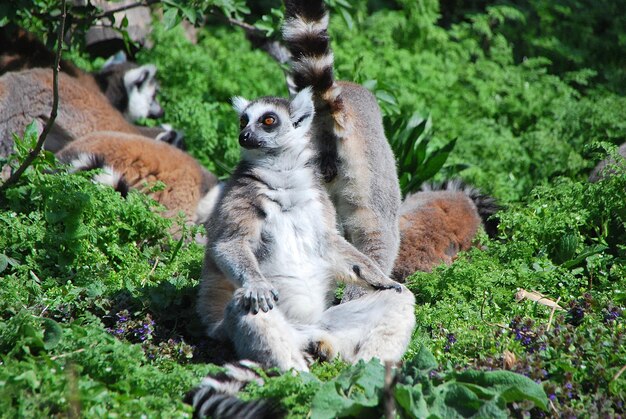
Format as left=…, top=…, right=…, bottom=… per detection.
left=549, top=394, right=557, bottom=401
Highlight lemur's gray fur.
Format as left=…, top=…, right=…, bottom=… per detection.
left=196, top=88, right=415, bottom=371
left=283, top=0, right=402, bottom=300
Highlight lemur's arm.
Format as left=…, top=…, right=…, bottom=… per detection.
left=210, top=218, right=279, bottom=314
left=329, top=234, right=402, bottom=293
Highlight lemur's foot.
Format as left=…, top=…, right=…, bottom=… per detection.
left=306, top=339, right=336, bottom=363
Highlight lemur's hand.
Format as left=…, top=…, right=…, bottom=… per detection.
left=352, top=264, right=402, bottom=293
left=240, top=281, right=279, bottom=314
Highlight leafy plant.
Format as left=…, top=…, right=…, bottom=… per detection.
left=385, top=112, right=458, bottom=195
left=308, top=347, right=547, bottom=419
left=1, top=0, right=625, bottom=416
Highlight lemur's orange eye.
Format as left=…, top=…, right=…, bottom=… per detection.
left=239, top=116, right=248, bottom=129
left=263, top=116, right=276, bottom=126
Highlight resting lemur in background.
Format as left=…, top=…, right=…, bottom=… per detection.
left=0, top=68, right=141, bottom=157
left=392, top=181, right=500, bottom=281
left=196, top=87, right=414, bottom=372
left=282, top=1, right=402, bottom=300
left=56, top=131, right=217, bottom=231
left=0, top=26, right=183, bottom=151
left=0, top=26, right=164, bottom=123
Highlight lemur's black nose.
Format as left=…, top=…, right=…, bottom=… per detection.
left=239, top=130, right=261, bottom=149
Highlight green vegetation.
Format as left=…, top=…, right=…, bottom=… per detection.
left=1, top=0, right=624, bottom=417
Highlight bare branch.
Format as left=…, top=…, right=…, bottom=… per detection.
left=92, top=0, right=159, bottom=20
left=0, top=0, right=67, bottom=192
left=383, top=361, right=397, bottom=419
left=209, top=10, right=292, bottom=65
left=222, top=15, right=265, bottom=37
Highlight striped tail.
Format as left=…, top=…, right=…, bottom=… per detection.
left=64, top=153, right=129, bottom=198
left=421, top=180, right=500, bottom=238
left=283, top=0, right=335, bottom=94
left=185, top=361, right=284, bottom=419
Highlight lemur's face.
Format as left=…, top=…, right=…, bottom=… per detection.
left=232, top=88, right=314, bottom=153
left=123, top=64, right=163, bottom=121
left=235, top=98, right=291, bottom=150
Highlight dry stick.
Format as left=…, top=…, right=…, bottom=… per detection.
left=50, top=348, right=86, bottom=361
left=92, top=0, right=158, bottom=20
left=383, top=361, right=396, bottom=419
left=216, top=13, right=292, bottom=65
left=546, top=296, right=561, bottom=332
left=141, top=256, right=160, bottom=286
left=612, top=365, right=626, bottom=382
left=0, top=0, right=67, bottom=193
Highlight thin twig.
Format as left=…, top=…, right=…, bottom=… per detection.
left=0, top=0, right=67, bottom=192
left=222, top=15, right=265, bottom=36
left=612, top=365, right=626, bottom=382
left=383, top=361, right=397, bottom=419
left=142, top=256, right=160, bottom=286
left=71, top=0, right=159, bottom=23
left=549, top=399, right=559, bottom=415
left=211, top=10, right=292, bottom=65
left=546, top=296, right=561, bottom=332
left=50, top=348, right=86, bottom=360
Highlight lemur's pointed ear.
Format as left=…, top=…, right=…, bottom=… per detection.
left=289, top=87, right=314, bottom=129
left=231, top=96, right=250, bottom=115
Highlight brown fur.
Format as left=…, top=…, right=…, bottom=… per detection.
left=0, top=27, right=104, bottom=95
left=392, top=190, right=483, bottom=281
left=0, top=68, right=140, bottom=157
left=57, top=131, right=217, bottom=222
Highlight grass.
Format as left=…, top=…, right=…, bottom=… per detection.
left=0, top=1, right=624, bottom=416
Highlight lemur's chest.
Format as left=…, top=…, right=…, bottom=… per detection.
left=260, top=187, right=326, bottom=263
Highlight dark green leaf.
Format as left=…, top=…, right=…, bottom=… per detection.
left=42, top=318, right=62, bottom=350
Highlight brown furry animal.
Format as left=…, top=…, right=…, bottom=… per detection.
left=0, top=68, right=140, bottom=157
left=56, top=131, right=217, bottom=224
left=0, top=26, right=164, bottom=122
left=392, top=183, right=499, bottom=281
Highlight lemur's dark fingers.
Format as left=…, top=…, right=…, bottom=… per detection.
left=259, top=294, right=270, bottom=313
left=243, top=290, right=253, bottom=311
left=271, top=289, right=280, bottom=302
left=251, top=294, right=260, bottom=314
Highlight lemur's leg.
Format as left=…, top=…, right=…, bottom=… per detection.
left=218, top=289, right=310, bottom=372
left=309, top=287, right=416, bottom=364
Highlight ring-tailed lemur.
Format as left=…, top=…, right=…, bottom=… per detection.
left=282, top=0, right=402, bottom=300
left=392, top=180, right=500, bottom=281
left=185, top=360, right=285, bottom=419
left=197, top=87, right=414, bottom=371
left=0, top=27, right=164, bottom=123
left=56, top=131, right=217, bottom=233
left=0, top=68, right=138, bottom=156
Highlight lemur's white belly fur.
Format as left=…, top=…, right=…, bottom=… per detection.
left=257, top=173, right=335, bottom=325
